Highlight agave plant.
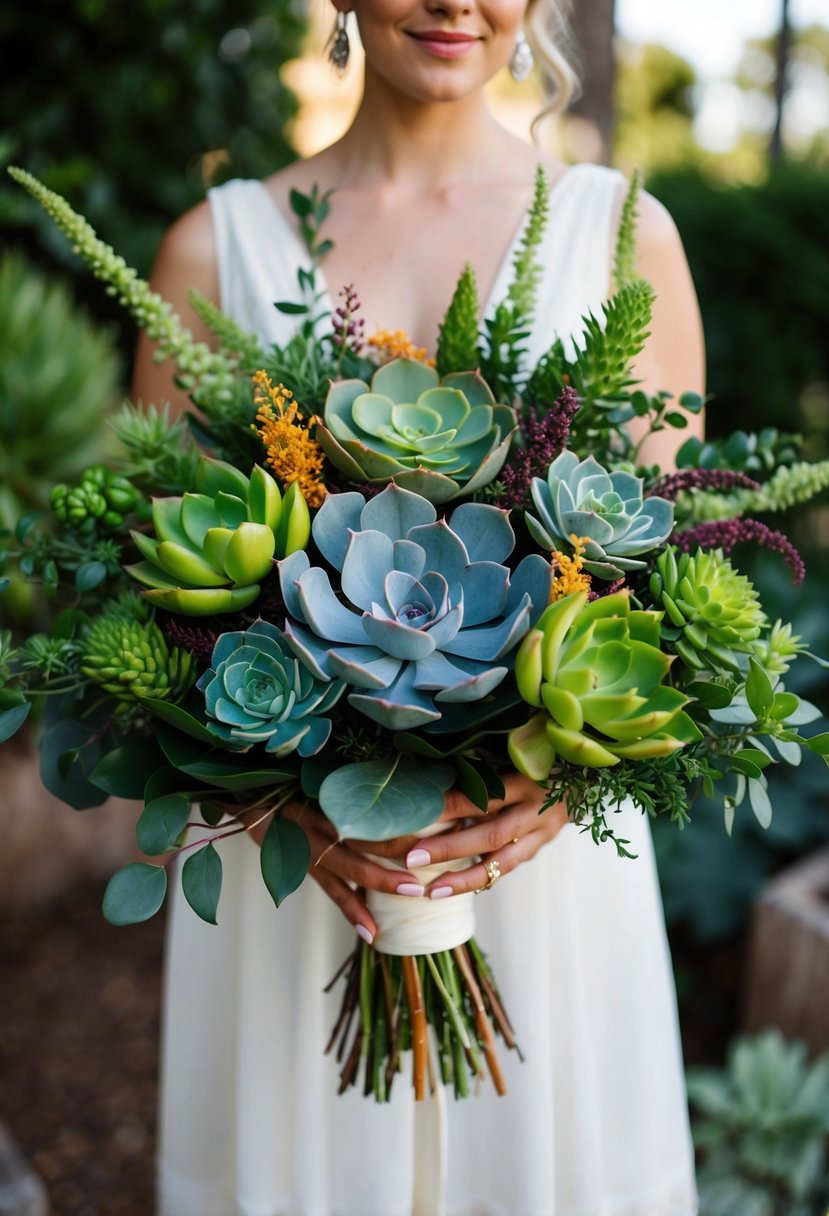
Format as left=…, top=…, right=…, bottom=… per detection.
left=526, top=450, right=674, bottom=579
left=278, top=484, right=551, bottom=730
left=315, top=358, right=517, bottom=504
left=650, top=547, right=767, bottom=674
left=508, top=589, right=701, bottom=778
left=126, top=456, right=310, bottom=615
left=197, top=620, right=344, bottom=756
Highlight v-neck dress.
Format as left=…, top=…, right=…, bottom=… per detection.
left=157, top=164, right=699, bottom=1216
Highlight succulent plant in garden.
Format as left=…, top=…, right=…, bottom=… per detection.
left=316, top=358, right=517, bottom=504
left=526, top=450, right=674, bottom=579
left=508, top=590, right=701, bottom=779
left=650, top=547, right=768, bottom=674
left=197, top=620, right=344, bottom=756
left=278, top=484, right=551, bottom=730
left=81, top=609, right=194, bottom=709
left=127, top=456, right=310, bottom=615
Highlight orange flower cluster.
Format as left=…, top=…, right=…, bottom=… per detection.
left=367, top=329, right=436, bottom=367
left=252, top=371, right=327, bottom=508
left=550, top=535, right=592, bottom=602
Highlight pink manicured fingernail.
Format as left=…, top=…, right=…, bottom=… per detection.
left=430, top=886, right=454, bottom=900
left=406, top=848, right=432, bottom=868
left=396, top=882, right=425, bottom=898
left=355, top=924, right=374, bottom=945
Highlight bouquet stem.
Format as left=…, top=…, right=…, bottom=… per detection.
left=326, top=938, right=520, bottom=1102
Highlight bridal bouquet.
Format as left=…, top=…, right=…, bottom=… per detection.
left=2, top=166, right=828, bottom=1102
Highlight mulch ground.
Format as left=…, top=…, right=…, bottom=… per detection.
left=0, top=881, right=746, bottom=1215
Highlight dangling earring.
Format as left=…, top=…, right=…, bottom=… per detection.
left=328, top=11, right=350, bottom=76
left=509, top=30, right=534, bottom=82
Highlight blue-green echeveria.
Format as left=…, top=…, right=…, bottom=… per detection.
left=508, top=589, right=701, bottom=778
left=278, top=484, right=551, bottom=730
left=526, top=450, right=674, bottom=579
left=126, top=456, right=310, bottom=616
left=196, top=620, right=344, bottom=756
left=315, top=358, right=516, bottom=504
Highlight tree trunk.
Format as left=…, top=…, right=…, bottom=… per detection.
left=567, top=0, right=617, bottom=165
left=771, top=0, right=791, bottom=165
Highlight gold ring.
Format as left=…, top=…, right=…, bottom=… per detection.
left=482, top=858, right=501, bottom=891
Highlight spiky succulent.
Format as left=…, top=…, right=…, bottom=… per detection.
left=508, top=590, right=701, bottom=778
left=196, top=620, right=343, bottom=756
left=315, top=358, right=516, bottom=504
left=81, top=611, right=194, bottom=708
left=126, top=456, right=310, bottom=616
left=526, top=450, right=674, bottom=579
left=650, top=547, right=768, bottom=675
left=278, top=484, right=551, bottom=730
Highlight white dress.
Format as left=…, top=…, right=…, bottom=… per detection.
left=158, top=165, right=699, bottom=1216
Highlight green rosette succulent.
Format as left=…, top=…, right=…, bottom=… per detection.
left=126, top=456, right=311, bottom=616
left=649, top=547, right=768, bottom=674
left=278, top=483, right=551, bottom=730
left=526, top=450, right=674, bottom=579
left=196, top=620, right=344, bottom=756
left=508, top=590, right=701, bottom=778
left=81, top=611, right=194, bottom=709
left=316, top=358, right=517, bottom=504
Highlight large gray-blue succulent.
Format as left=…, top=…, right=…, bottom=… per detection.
left=526, top=449, right=675, bottom=579
left=278, top=485, right=551, bottom=730
left=196, top=619, right=344, bottom=755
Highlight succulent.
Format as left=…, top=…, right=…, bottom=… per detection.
left=278, top=484, right=551, bottom=730
left=315, top=358, right=517, bottom=504
left=526, top=450, right=674, bottom=579
left=650, top=547, right=768, bottom=674
left=126, top=456, right=310, bottom=616
left=196, top=620, right=344, bottom=756
left=508, top=589, right=701, bottom=778
left=81, top=610, right=194, bottom=708
left=51, top=465, right=142, bottom=530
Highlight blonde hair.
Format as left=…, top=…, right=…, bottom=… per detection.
left=525, top=0, right=580, bottom=135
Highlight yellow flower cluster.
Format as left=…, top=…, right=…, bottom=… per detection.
left=367, top=329, right=436, bottom=367
left=252, top=371, right=327, bottom=508
left=550, top=535, right=592, bottom=602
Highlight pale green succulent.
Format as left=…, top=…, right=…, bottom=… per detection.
left=650, top=547, right=768, bottom=674
left=197, top=620, right=344, bottom=756
left=126, top=456, right=310, bottom=616
left=315, top=358, right=516, bottom=504
left=526, top=450, right=674, bottom=579
left=508, top=589, right=701, bottom=778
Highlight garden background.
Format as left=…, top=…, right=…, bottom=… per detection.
left=0, top=2, right=827, bottom=1213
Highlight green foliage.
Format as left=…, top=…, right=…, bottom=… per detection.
left=680, top=460, right=829, bottom=526
left=0, top=0, right=303, bottom=295
left=0, top=249, right=119, bottom=604
left=436, top=263, right=480, bottom=377
left=318, top=756, right=455, bottom=841
left=613, top=168, right=643, bottom=291
left=505, top=163, right=549, bottom=319
left=188, top=289, right=264, bottom=368
left=688, top=1030, right=829, bottom=1216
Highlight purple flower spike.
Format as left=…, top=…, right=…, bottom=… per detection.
left=649, top=468, right=760, bottom=501
left=673, top=518, right=806, bottom=585
left=498, top=386, right=581, bottom=510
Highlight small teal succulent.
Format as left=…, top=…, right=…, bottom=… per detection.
left=278, top=484, right=551, bottom=730
left=526, top=450, right=674, bottom=579
left=196, top=620, right=344, bottom=756
left=316, top=358, right=517, bottom=504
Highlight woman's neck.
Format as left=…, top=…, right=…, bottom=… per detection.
left=331, top=67, right=518, bottom=195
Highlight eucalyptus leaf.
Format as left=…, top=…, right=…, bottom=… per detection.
left=136, top=793, right=191, bottom=855
left=103, top=862, right=167, bottom=925
left=0, top=700, right=31, bottom=742
left=181, top=843, right=222, bottom=925
left=748, top=779, right=773, bottom=829
left=453, top=754, right=489, bottom=812
left=319, top=757, right=454, bottom=841
left=145, top=696, right=217, bottom=744
left=91, top=738, right=165, bottom=798
left=75, top=560, right=108, bottom=592
left=260, top=817, right=310, bottom=907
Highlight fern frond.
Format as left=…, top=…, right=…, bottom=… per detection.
left=7, top=167, right=240, bottom=421
left=613, top=169, right=643, bottom=293
left=436, top=263, right=480, bottom=375
left=188, top=290, right=263, bottom=366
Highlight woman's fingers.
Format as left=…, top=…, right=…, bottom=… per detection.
left=315, top=839, right=425, bottom=898
left=310, top=864, right=377, bottom=943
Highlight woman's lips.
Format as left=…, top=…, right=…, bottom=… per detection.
left=406, top=30, right=480, bottom=59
